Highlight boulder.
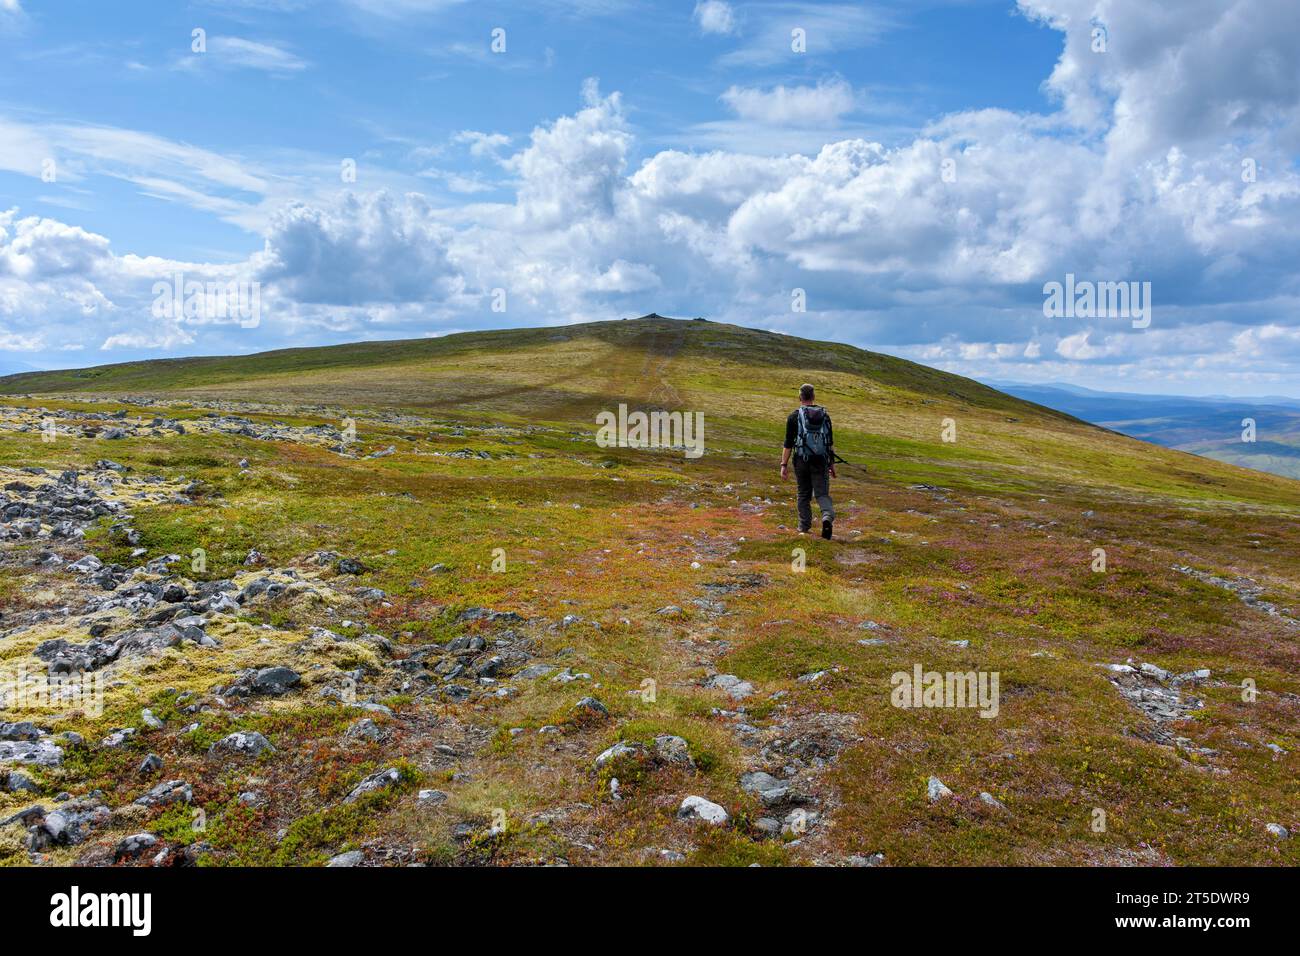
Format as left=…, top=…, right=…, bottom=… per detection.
left=677, top=795, right=729, bottom=825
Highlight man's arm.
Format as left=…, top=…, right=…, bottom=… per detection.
left=826, top=412, right=836, bottom=478
left=780, top=411, right=795, bottom=478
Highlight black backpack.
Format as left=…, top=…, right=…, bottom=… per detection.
left=794, top=406, right=831, bottom=465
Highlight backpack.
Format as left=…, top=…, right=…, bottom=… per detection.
left=794, top=405, right=831, bottom=465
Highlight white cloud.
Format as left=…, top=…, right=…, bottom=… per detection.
left=7, top=4, right=1300, bottom=395
left=694, top=1, right=736, bottom=35
left=718, top=2, right=893, bottom=67
left=504, top=83, right=631, bottom=229
left=254, top=192, right=462, bottom=306
left=0, top=210, right=112, bottom=279
left=454, top=130, right=512, bottom=160
left=204, top=36, right=309, bottom=73
left=720, top=78, right=857, bottom=126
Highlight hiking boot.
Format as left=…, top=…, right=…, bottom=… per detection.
left=821, top=516, right=833, bottom=540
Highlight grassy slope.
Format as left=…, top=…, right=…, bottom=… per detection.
left=1, top=317, right=1297, bottom=866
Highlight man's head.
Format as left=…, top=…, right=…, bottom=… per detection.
left=799, top=383, right=815, bottom=404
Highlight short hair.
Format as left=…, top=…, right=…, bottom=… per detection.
left=799, top=383, right=815, bottom=401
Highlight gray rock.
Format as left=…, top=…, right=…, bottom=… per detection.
left=139, top=753, right=163, bottom=774
left=0, top=740, right=63, bottom=767
left=704, top=673, right=754, bottom=700
left=326, top=850, right=364, bottom=867
left=4, top=770, right=40, bottom=794
left=927, top=776, right=953, bottom=802
left=593, top=741, right=645, bottom=770
left=343, top=767, right=402, bottom=804
left=516, top=664, right=554, bottom=679
left=344, top=718, right=383, bottom=742
left=113, top=832, right=159, bottom=862
left=209, top=731, right=274, bottom=758
left=653, top=735, right=694, bottom=767
left=0, top=721, right=42, bottom=741
left=1266, top=823, right=1290, bottom=839
left=135, top=780, right=192, bottom=808
left=740, top=770, right=790, bottom=806
left=572, top=696, right=609, bottom=718
left=250, top=666, right=301, bottom=696
left=677, top=795, right=729, bottom=825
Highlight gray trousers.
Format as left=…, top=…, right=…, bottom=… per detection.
left=794, top=455, right=834, bottom=531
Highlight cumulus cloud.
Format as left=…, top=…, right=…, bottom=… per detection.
left=504, top=82, right=631, bottom=229
left=694, top=1, right=736, bottom=35
left=254, top=192, right=461, bottom=305
left=6, top=0, right=1300, bottom=394
left=0, top=211, right=112, bottom=279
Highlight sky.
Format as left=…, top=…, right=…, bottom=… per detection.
left=1, top=0, right=1298, bottom=396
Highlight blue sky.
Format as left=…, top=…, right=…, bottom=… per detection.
left=2, top=0, right=1299, bottom=396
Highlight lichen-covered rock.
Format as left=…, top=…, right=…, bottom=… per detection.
left=209, top=731, right=274, bottom=758
left=343, top=766, right=402, bottom=804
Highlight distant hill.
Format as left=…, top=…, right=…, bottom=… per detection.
left=2, top=315, right=1297, bottom=505
left=995, top=382, right=1300, bottom=480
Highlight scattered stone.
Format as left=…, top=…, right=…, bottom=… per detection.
left=705, top=673, right=754, bottom=700
left=653, top=735, right=694, bottom=767
left=572, top=696, right=609, bottom=718
left=113, top=832, right=159, bottom=863
left=740, top=771, right=790, bottom=806
left=209, top=731, right=274, bottom=758
left=677, top=795, right=729, bottom=825
left=927, top=776, right=953, bottom=802
left=135, top=780, right=193, bottom=808
left=344, top=718, right=383, bottom=742
left=326, top=850, right=364, bottom=867
left=593, top=741, right=645, bottom=770
left=343, top=766, right=402, bottom=804
left=4, top=770, right=40, bottom=794
left=139, top=753, right=163, bottom=775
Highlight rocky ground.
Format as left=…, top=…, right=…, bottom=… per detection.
left=0, top=389, right=1296, bottom=867
left=0, top=453, right=866, bottom=865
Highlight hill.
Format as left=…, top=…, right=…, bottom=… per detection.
left=998, top=382, right=1300, bottom=481
left=0, top=316, right=1296, bottom=867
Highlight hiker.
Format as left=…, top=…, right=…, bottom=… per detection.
left=780, top=383, right=836, bottom=539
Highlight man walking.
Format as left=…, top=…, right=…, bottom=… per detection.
left=780, top=383, right=836, bottom=539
